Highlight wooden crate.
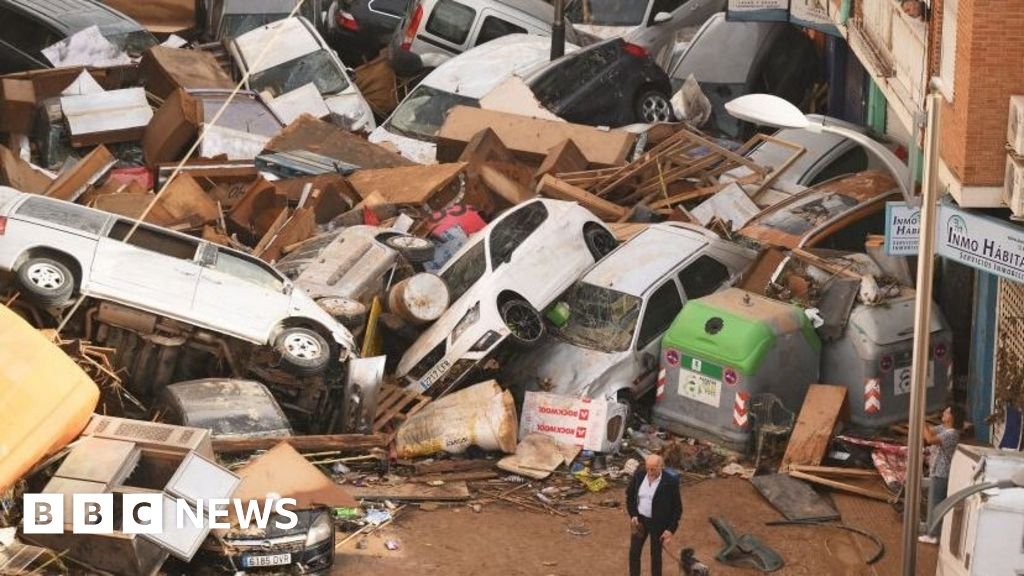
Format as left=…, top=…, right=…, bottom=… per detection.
left=373, top=383, right=431, bottom=438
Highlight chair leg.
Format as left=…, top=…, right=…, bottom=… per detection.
left=754, top=432, right=765, bottom=470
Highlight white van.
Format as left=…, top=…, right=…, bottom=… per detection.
left=370, top=33, right=576, bottom=163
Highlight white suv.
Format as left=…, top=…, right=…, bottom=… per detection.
left=0, top=187, right=355, bottom=376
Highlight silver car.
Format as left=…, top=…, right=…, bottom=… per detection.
left=502, top=222, right=755, bottom=405
left=0, top=187, right=354, bottom=376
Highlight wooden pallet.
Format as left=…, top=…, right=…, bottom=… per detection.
left=373, top=383, right=431, bottom=438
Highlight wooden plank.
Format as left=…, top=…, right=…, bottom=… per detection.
left=148, top=172, right=220, bottom=228
left=457, top=127, right=516, bottom=165
left=413, top=459, right=497, bottom=475
left=346, top=481, right=471, bottom=502
left=536, top=174, right=627, bottom=221
left=780, top=384, right=848, bottom=472
left=257, top=207, right=316, bottom=263
left=350, top=163, right=467, bottom=206
left=480, top=164, right=535, bottom=205
left=535, top=138, right=588, bottom=180
left=788, top=470, right=895, bottom=502
left=414, top=471, right=498, bottom=483
left=250, top=208, right=290, bottom=257
left=750, top=473, right=840, bottom=521
left=789, top=465, right=881, bottom=478
left=790, top=249, right=864, bottom=280
left=738, top=248, right=787, bottom=295
left=212, top=434, right=389, bottom=454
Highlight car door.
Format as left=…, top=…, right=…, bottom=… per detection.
left=89, top=220, right=202, bottom=317
left=486, top=201, right=566, bottom=307
left=191, top=243, right=292, bottom=343
left=632, top=279, right=684, bottom=393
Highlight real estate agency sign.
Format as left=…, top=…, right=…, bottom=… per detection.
left=886, top=202, right=1024, bottom=283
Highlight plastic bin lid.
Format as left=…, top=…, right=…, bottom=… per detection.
left=661, top=288, right=819, bottom=374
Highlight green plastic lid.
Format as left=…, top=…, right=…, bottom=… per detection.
left=661, top=288, right=819, bottom=374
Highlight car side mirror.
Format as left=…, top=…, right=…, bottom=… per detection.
left=652, top=11, right=673, bottom=24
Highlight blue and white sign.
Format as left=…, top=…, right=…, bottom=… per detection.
left=885, top=202, right=1024, bottom=284
left=885, top=201, right=922, bottom=256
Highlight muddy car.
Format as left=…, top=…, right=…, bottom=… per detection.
left=737, top=170, right=899, bottom=250
left=156, top=378, right=294, bottom=439
left=502, top=222, right=754, bottom=406
left=0, top=187, right=355, bottom=377
left=396, top=199, right=618, bottom=394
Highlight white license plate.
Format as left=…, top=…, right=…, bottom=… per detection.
left=677, top=368, right=722, bottom=407
left=242, top=553, right=291, bottom=568
left=418, top=358, right=452, bottom=390
left=893, top=362, right=934, bottom=396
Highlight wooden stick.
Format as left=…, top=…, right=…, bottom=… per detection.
left=789, top=465, right=880, bottom=478
left=788, top=470, right=896, bottom=502
left=213, top=434, right=389, bottom=454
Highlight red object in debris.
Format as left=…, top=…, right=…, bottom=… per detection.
left=108, top=166, right=153, bottom=191
left=401, top=2, right=424, bottom=50
left=429, top=204, right=485, bottom=238
left=337, top=11, right=360, bottom=31
left=622, top=42, right=648, bottom=58
left=363, top=205, right=380, bottom=226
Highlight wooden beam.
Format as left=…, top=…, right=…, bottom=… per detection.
left=788, top=465, right=881, bottom=478
left=413, top=459, right=497, bottom=475
left=780, top=384, right=848, bottom=472
left=212, top=434, right=389, bottom=454
left=788, top=470, right=895, bottom=502
left=346, top=481, right=471, bottom=502
left=537, top=174, right=627, bottom=221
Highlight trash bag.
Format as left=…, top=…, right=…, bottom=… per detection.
left=670, top=75, right=712, bottom=129
left=396, top=380, right=518, bottom=458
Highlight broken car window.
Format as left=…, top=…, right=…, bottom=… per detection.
left=109, top=221, right=200, bottom=261
left=425, top=0, right=476, bottom=46
left=636, top=281, right=683, bottom=349
left=441, top=239, right=486, bottom=303
left=679, top=255, right=729, bottom=300
left=15, top=196, right=109, bottom=235
left=488, top=201, right=548, bottom=268
left=566, top=0, right=648, bottom=26
left=757, top=193, right=860, bottom=237
left=249, top=49, right=349, bottom=98
left=476, top=16, right=527, bottom=45
left=554, top=282, right=641, bottom=352
left=207, top=250, right=285, bottom=292
left=386, top=85, right=479, bottom=140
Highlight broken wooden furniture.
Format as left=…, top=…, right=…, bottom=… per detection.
left=749, top=393, right=796, bottom=470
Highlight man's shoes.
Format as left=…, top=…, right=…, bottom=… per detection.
left=918, top=535, right=938, bottom=545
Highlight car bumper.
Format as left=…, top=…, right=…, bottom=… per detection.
left=403, top=329, right=510, bottom=394
left=195, top=532, right=335, bottom=574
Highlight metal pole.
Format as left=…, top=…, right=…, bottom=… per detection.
left=551, top=0, right=565, bottom=60
left=900, top=88, right=941, bottom=575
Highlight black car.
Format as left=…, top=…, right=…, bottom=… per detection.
left=525, top=38, right=674, bottom=128
left=0, top=0, right=157, bottom=74
left=330, top=0, right=410, bottom=67
left=192, top=508, right=336, bottom=574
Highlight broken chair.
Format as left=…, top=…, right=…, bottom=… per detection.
left=749, top=393, right=795, bottom=469
left=710, top=516, right=784, bottom=573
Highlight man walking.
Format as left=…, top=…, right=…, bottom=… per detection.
left=627, top=454, right=683, bottom=576
left=919, top=404, right=964, bottom=544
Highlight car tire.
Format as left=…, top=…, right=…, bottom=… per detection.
left=317, top=297, right=368, bottom=330
left=17, top=257, right=74, bottom=307
left=384, top=235, right=435, bottom=264
left=635, top=89, right=673, bottom=124
left=275, top=327, right=332, bottom=376
left=583, top=226, right=618, bottom=260
left=499, top=298, right=545, bottom=346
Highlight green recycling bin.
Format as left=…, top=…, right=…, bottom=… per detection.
left=653, top=288, right=821, bottom=450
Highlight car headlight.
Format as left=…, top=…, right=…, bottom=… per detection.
left=470, top=330, right=501, bottom=352
left=451, top=302, right=480, bottom=343
left=305, top=512, right=334, bottom=547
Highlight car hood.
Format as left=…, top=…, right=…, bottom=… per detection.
left=504, top=336, right=633, bottom=399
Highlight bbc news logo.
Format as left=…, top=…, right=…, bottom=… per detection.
left=22, top=494, right=298, bottom=534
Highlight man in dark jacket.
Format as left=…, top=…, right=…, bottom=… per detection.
left=626, top=454, right=683, bottom=576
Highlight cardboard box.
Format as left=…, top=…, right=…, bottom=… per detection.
left=0, top=79, right=37, bottom=134
left=143, top=88, right=202, bottom=165
left=519, top=391, right=629, bottom=453
left=140, top=46, right=234, bottom=100
left=436, top=106, right=636, bottom=167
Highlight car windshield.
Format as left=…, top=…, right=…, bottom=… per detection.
left=105, top=30, right=158, bottom=56
left=221, top=13, right=290, bottom=39
left=440, top=239, right=486, bottom=304
left=553, top=282, right=642, bottom=353
left=386, top=85, right=479, bottom=141
left=249, top=49, right=349, bottom=97
left=567, top=0, right=648, bottom=26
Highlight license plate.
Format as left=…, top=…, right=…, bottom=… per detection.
left=678, top=368, right=722, bottom=407
left=893, top=362, right=934, bottom=396
left=418, top=358, right=452, bottom=391
left=242, top=553, right=291, bottom=568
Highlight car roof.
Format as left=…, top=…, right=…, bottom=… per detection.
left=222, top=0, right=295, bottom=14
left=581, top=223, right=713, bottom=296
left=233, top=17, right=321, bottom=73
left=491, top=0, right=554, bottom=21
left=3, top=0, right=141, bottom=35
left=668, top=12, right=782, bottom=85
left=421, top=34, right=575, bottom=98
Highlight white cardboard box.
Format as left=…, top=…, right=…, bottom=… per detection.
left=520, top=391, right=628, bottom=453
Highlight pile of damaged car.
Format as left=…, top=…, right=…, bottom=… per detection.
left=0, top=1, right=996, bottom=574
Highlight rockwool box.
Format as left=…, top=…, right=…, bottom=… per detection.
left=519, top=391, right=628, bottom=453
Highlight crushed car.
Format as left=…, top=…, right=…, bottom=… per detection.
left=0, top=186, right=355, bottom=378
left=502, top=222, right=755, bottom=408
left=396, top=198, right=618, bottom=395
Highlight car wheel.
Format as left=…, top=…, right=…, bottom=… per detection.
left=383, top=235, right=435, bottom=264
left=17, top=257, right=74, bottom=307
left=583, top=226, right=618, bottom=260
left=500, top=298, right=544, bottom=345
left=635, top=90, right=673, bottom=124
left=275, top=327, right=331, bottom=376
left=317, top=297, right=368, bottom=330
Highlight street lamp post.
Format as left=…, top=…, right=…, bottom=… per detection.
left=723, top=94, right=913, bottom=202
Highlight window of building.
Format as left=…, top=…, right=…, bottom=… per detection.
left=939, top=0, right=958, bottom=102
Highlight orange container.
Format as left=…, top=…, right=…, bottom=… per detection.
left=0, top=305, right=98, bottom=492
